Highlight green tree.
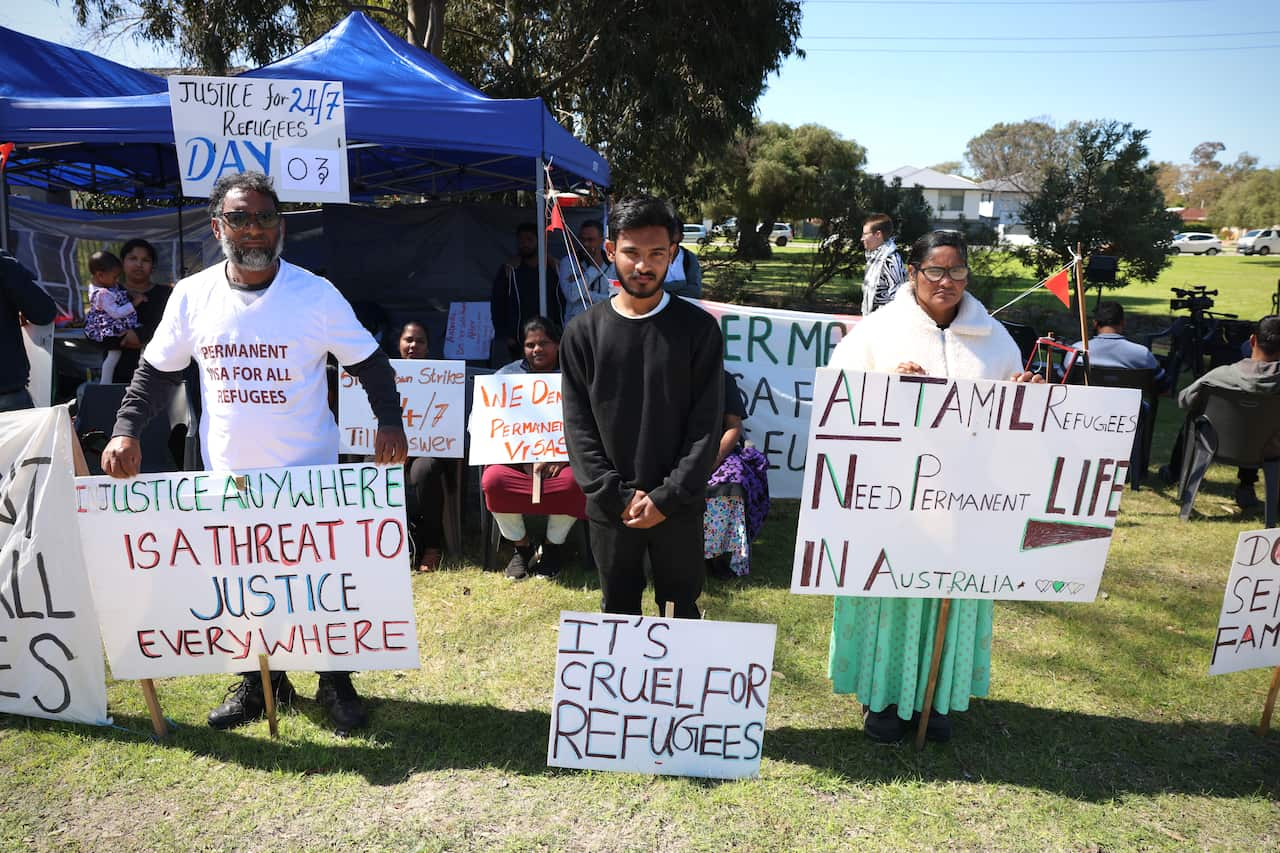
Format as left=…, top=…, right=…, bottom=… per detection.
left=929, top=160, right=965, bottom=177
left=963, top=117, right=1069, bottom=192
left=1017, top=121, right=1180, bottom=291
left=1210, top=169, right=1280, bottom=229
left=1181, top=141, right=1258, bottom=211
left=70, top=1, right=804, bottom=198
left=697, top=121, right=866, bottom=261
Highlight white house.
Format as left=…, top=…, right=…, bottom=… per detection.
left=881, top=167, right=1029, bottom=237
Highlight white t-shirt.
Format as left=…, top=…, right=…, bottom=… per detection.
left=144, top=259, right=378, bottom=470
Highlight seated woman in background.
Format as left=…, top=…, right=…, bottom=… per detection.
left=396, top=321, right=449, bottom=572
left=704, top=371, right=770, bottom=578
left=826, top=229, right=1042, bottom=745
left=482, top=316, right=587, bottom=580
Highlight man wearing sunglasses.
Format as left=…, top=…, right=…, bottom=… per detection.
left=101, top=170, right=408, bottom=735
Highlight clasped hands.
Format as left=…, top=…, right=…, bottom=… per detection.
left=621, top=489, right=665, bottom=529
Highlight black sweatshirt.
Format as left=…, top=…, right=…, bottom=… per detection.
left=559, top=296, right=724, bottom=521
left=0, top=251, right=57, bottom=393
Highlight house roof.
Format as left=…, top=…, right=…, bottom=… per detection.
left=1178, top=207, right=1208, bottom=222
left=881, top=165, right=978, bottom=191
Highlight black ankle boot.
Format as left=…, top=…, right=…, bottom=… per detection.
left=315, top=673, right=368, bottom=734
left=208, top=672, right=295, bottom=729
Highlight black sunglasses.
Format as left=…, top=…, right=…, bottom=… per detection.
left=219, top=210, right=281, bottom=230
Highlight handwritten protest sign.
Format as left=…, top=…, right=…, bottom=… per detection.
left=75, top=462, right=419, bottom=679
left=693, top=299, right=858, bottom=499
left=547, top=611, right=776, bottom=779
left=1210, top=529, right=1280, bottom=675
left=444, top=302, right=494, bottom=360
left=468, top=373, right=568, bottom=465
left=169, top=75, right=349, bottom=203
left=791, top=369, right=1142, bottom=601
left=1, top=408, right=109, bottom=725
left=339, top=359, right=465, bottom=457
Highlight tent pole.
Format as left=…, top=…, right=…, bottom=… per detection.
left=536, top=157, right=547, bottom=317
left=0, top=156, right=9, bottom=253
left=176, top=196, right=187, bottom=278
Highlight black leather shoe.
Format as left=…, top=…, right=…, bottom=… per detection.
left=532, top=542, right=562, bottom=578
left=316, top=674, right=368, bottom=734
left=925, top=710, right=953, bottom=743
left=862, top=704, right=907, bottom=743
left=207, top=673, right=295, bottom=729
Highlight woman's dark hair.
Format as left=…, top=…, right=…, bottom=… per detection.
left=119, top=238, right=157, bottom=265
left=397, top=320, right=429, bottom=343
left=907, top=230, right=968, bottom=269
left=607, top=196, right=679, bottom=243
left=521, top=315, right=561, bottom=344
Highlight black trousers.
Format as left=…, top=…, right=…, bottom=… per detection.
left=589, top=509, right=704, bottom=619
left=406, top=456, right=448, bottom=549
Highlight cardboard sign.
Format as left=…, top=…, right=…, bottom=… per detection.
left=443, top=302, right=494, bottom=360
left=791, top=369, right=1141, bottom=601
left=693, top=299, right=859, bottom=499
left=0, top=408, right=110, bottom=726
left=547, top=612, right=776, bottom=780
left=169, top=75, right=349, bottom=203
left=338, top=359, right=465, bottom=458
left=75, top=462, right=419, bottom=679
left=1210, top=529, right=1280, bottom=675
left=468, top=373, right=568, bottom=465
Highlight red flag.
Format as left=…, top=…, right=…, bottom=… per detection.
left=546, top=204, right=566, bottom=233
left=0, top=143, right=13, bottom=171
left=1045, top=267, right=1071, bottom=307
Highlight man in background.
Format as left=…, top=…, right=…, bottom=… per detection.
left=860, top=213, right=906, bottom=315
left=0, top=250, right=56, bottom=412
left=491, top=222, right=563, bottom=358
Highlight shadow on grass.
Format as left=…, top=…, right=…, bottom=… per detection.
left=769, top=698, right=1280, bottom=800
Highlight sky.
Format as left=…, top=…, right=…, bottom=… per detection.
left=4, top=0, right=1278, bottom=177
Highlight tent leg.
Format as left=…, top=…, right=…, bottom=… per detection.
left=0, top=157, right=9, bottom=252
left=536, top=157, right=547, bottom=317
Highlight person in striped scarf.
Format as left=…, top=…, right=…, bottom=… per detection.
left=860, top=213, right=907, bottom=315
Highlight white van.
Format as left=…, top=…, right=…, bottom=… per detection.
left=1237, top=228, right=1280, bottom=256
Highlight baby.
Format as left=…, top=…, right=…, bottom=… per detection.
left=83, top=250, right=143, bottom=384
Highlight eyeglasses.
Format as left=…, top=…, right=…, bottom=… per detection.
left=218, top=210, right=281, bottom=230
left=917, top=265, right=969, bottom=283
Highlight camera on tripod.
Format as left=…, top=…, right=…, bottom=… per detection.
left=1170, top=285, right=1217, bottom=313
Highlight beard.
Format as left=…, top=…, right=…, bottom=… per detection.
left=619, top=269, right=665, bottom=299
left=221, top=230, right=284, bottom=271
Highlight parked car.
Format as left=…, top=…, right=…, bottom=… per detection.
left=713, top=216, right=737, bottom=239
left=681, top=223, right=709, bottom=244
left=1237, top=228, right=1280, bottom=256
left=1169, top=232, right=1222, bottom=255
left=763, top=222, right=793, bottom=246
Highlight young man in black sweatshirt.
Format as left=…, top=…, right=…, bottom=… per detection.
left=559, top=197, right=724, bottom=618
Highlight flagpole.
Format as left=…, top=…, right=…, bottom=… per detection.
left=1075, top=243, right=1089, bottom=384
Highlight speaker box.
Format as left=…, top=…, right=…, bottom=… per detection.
left=1085, top=255, right=1118, bottom=283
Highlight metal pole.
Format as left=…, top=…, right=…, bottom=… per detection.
left=536, top=157, right=547, bottom=317
left=0, top=156, right=10, bottom=253
left=176, top=197, right=187, bottom=278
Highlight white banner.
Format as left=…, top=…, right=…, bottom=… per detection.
left=1, top=408, right=109, bottom=726
left=547, top=611, right=776, bottom=780
left=1210, top=529, right=1280, bottom=675
left=169, top=76, right=349, bottom=203
left=468, top=373, right=568, bottom=465
left=338, top=359, right=465, bottom=457
left=75, top=463, right=419, bottom=679
left=443, top=302, right=494, bottom=360
left=692, top=299, right=859, bottom=499
left=791, top=370, right=1141, bottom=601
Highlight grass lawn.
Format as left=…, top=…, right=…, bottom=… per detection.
left=4, top=260, right=1280, bottom=850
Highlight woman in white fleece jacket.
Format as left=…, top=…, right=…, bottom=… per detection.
left=827, top=230, right=1040, bottom=744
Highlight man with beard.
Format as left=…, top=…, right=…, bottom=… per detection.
left=491, top=221, right=563, bottom=359
left=559, top=196, right=724, bottom=619
left=100, top=171, right=408, bottom=734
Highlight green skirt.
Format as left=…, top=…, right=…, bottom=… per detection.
left=828, top=596, right=993, bottom=722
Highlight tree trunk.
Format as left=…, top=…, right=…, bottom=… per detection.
left=407, top=0, right=446, bottom=54
left=736, top=217, right=773, bottom=260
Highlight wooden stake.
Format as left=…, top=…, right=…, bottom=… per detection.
left=258, top=654, right=278, bottom=738
left=1074, top=243, right=1090, bottom=385
left=915, top=598, right=953, bottom=751
left=664, top=602, right=675, bottom=619
left=139, top=679, right=169, bottom=740
left=531, top=469, right=542, bottom=504
left=69, top=411, right=169, bottom=740
left=1258, top=665, right=1280, bottom=736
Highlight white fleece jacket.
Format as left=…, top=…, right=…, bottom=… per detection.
left=830, top=286, right=1022, bottom=381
